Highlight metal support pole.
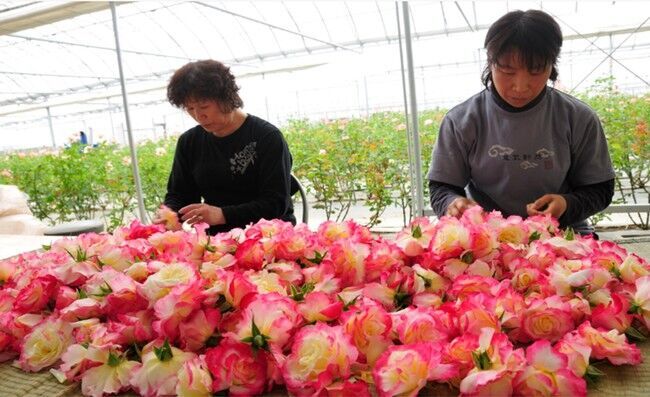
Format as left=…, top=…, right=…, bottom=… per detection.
left=396, top=2, right=417, bottom=219
left=46, top=106, right=56, bottom=147
left=401, top=1, right=425, bottom=217
left=110, top=2, right=147, bottom=223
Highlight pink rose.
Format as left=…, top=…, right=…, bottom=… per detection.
left=591, top=293, right=632, bottom=332
left=283, top=323, right=358, bottom=396
left=521, top=298, right=574, bottom=342
left=373, top=343, right=456, bottom=397
left=299, top=291, right=343, bottom=323
left=234, top=238, right=266, bottom=270
left=513, top=340, right=587, bottom=397
left=13, top=275, right=58, bottom=314
left=577, top=321, right=642, bottom=365
left=205, top=337, right=267, bottom=396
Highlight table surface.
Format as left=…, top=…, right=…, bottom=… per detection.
left=0, top=237, right=648, bottom=397
left=0, top=234, right=63, bottom=260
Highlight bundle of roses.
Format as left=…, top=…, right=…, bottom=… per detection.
left=0, top=205, right=648, bottom=397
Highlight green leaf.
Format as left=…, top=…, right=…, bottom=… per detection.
left=42, top=244, right=51, bottom=251
left=153, top=340, right=173, bottom=362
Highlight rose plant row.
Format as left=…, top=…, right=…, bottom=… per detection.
left=0, top=206, right=649, bottom=396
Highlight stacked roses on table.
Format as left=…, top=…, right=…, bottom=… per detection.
left=0, top=205, right=648, bottom=396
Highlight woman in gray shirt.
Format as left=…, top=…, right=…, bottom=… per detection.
left=428, top=9, right=615, bottom=235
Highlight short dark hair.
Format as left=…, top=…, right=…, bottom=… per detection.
left=481, top=10, right=562, bottom=88
left=167, top=59, right=243, bottom=112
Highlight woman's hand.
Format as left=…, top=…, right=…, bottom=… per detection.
left=526, top=194, right=567, bottom=219
left=179, top=203, right=226, bottom=226
left=446, top=197, right=477, bottom=218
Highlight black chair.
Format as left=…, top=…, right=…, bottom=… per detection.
left=290, top=174, right=309, bottom=224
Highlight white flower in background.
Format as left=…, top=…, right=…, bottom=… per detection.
left=0, top=169, right=12, bottom=178
left=155, top=147, right=167, bottom=157
left=319, top=149, right=327, bottom=155
left=396, top=123, right=407, bottom=131
left=122, top=156, right=131, bottom=166
left=83, top=146, right=93, bottom=154
left=424, top=119, right=434, bottom=126
left=106, top=162, right=114, bottom=172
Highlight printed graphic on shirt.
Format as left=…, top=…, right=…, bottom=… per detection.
left=487, top=144, right=555, bottom=170
left=230, top=142, right=257, bottom=175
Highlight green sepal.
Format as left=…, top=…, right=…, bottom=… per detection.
left=471, top=350, right=492, bottom=370
left=412, top=224, right=422, bottom=239
left=564, top=228, right=575, bottom=241
left=529, top=231, right=541, bottom=242
left=153, top=340, right=173, bottom=362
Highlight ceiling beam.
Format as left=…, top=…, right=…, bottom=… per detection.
left=0, top=1, right=115, bottom=36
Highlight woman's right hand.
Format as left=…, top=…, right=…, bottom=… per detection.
left=446, top=197, right=477, bottom=218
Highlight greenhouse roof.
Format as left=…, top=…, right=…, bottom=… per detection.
left=1, top=1, right=649, bottom=137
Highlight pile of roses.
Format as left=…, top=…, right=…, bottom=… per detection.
left=1, top=205, right=649, bottom=397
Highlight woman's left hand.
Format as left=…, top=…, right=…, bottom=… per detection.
left=179, top=203, right=225, bottom=226
left=526, top=194, right=567, bottom=219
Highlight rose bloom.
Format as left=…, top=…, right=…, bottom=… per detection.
left=80, top=351, right=140, bottom=397
left=18, top=317, right=73, bottom=372
left=130, top=340, right=196, bottom=396
left=340, top=301, right=393, bottom=365
left=633, top=275, right=650, bottom=329
left=176, top=355, right=213, bottom=397
left=50, top=344, right=103, bottom=383
left=178, top=308, right=221, bottom=352
left=391, top=306, right=452, bottom=345
left=299, top=291, right=344, bottom=323
left=234, top=238, right=266, bottom=270
left=283, top=323, right=358, bottom=396
left=153, top=280, right=205, bottom=342
left=13, top=275, right=58, bottom=314
left=231, top=292, right=301, bottom=350
left=459, top=328, right=526, bottom=396
left=140, top=262, right=199, bottom=302
left=205, top=337, right=267, bottom=396
left=577, top=321, right=642, bottom=366
left=591, top=293, right=632, bottom=332
left=429, top=217, right=470, bottom=259
left=513, top=340, right=587, bottom=397
left=619, top=254, right=650, bottom=284
left=555, top=334, right=592, bottom=377
left=373, top=343, right=456, bottom=397
left=328, top=239, right=371, bottom=286
left=521, top=298, right=574, bottom=343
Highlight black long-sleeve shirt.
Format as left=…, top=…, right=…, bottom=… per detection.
left=164, top=114, right=295, bottom=234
